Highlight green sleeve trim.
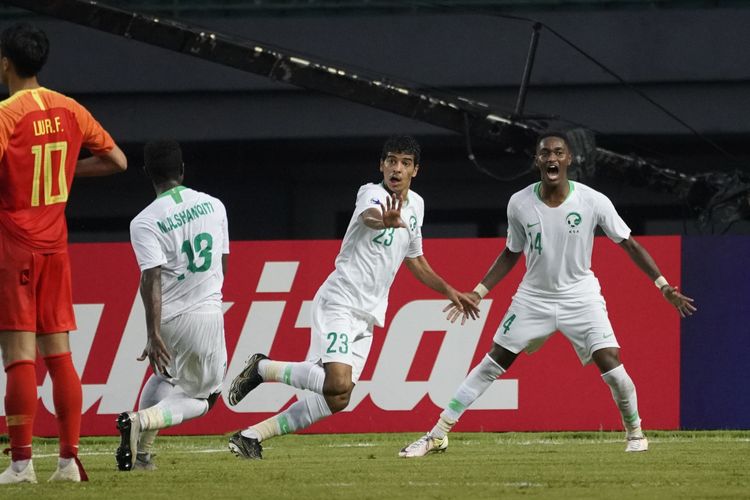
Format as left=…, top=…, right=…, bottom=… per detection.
left=158, top=185, right=187, bottom=204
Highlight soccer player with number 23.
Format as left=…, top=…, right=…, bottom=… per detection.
left=226, top=135, right=480, bottom=459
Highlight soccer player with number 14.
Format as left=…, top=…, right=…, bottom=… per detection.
left=400, top=132, right=697, bottom=458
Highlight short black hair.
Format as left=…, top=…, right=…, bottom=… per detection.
left=536, top=130, right=572, bottom=153
left=144, top=140, right=183, bottom=183
left=0, top=23, right=49, bottom=78
left=381, top=135, right=420, bottom=165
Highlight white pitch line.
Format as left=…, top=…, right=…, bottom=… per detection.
left=322, top=443, right=376, bottom=448
left=28, top=436, right=750, bottom=459
left=31, top=441, right=378, bottom=459
left=32, top=448, right=229, bottom=459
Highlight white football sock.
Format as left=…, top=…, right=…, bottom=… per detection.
left=137, top=374, right=176, bottom=453
left=139, top=374, right=176, bottom=409
left=429, top=415, right=456, bottom=440
left=138, top=390, right=209, bottom=431
left=431, top=354, right=506, bottom=438
left=138, top=429, right=159, bottom=456
left=259, top=360, right=325, bottom=394
left=601, top=364, right=642, bottom=435
left=241, top=393, right=332, bottom=442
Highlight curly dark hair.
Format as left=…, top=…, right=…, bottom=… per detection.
left=381, top=135, right=421, bottom=165
left=0, top=23, right=49, bottom=78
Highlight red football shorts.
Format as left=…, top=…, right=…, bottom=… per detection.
left=0, top=235, right=76, bottom=333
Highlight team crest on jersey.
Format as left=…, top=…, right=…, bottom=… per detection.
left=370, top=198, right=381, bottom=206
left=566, top=212, right=582, bottom=234
left=409, top=215, right=417, bottom=231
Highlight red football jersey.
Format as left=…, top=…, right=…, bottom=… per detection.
left=0, top=87, right=114, bottom=251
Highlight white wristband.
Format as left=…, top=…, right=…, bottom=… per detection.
left=654, top=276, right=669, bottom=290
left=473, top=283, right=489, bottom=298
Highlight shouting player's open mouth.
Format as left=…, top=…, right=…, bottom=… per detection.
left=545, top=164, right=560, bottom=182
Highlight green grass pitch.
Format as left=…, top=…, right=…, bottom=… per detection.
left=3, top=431, right=748, bottom=499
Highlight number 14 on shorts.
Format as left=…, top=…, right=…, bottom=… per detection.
left=502, top=313, right=516, bottom=334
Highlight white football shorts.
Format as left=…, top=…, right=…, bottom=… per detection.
left=160, top=304, right=227, bottom=398
left=493, top=292, right=620, bottom=365
left=307, top=293, right=374, bottom=384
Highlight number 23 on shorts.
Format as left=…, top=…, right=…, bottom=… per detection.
left=326, top=332, right=349, bottom=354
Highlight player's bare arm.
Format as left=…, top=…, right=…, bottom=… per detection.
left=361, top=193, right=408, bottom=229
left=137, top=266, right=172, bottom=375
left=444, top=248, right=523, bottom=323
left=405, top=256, right=480, bottom=323
left=476, top=248, right=524, bottom=296
left=75, top=144, right=128, bottom=177
left=222, top=253, right=229, bottom=276
left=619, top=236, right=697, bottom=317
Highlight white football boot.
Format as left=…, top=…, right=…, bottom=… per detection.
left=0, top=461, right=37, bottom=484
left=48, top=457, right=88, bottom=482
left=625, top=429, right=649, bottom=452
left=399, top=434, right=449, bottom=458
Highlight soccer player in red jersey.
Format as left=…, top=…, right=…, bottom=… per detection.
left=0, top=23, right=127, bottom=484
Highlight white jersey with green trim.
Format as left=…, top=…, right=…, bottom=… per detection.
left=506, top=180, right=630, bottom=299
left=130, top=186, right=229, bottom=322
left=319, top=182, right=424, bottom=326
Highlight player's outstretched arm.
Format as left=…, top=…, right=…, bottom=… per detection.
left=618, top=236, right=697, bottom=317
left=404, top=255, right=480, bottom=323
left=75, top=144, right=128, bottom=177
left=477, top=247, right=523, bottom=292
left=361, top=193, right=407, bottom=229
left=137, top=266, right=172, bottom=375
left=443, top=247, right=523, bottom=323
